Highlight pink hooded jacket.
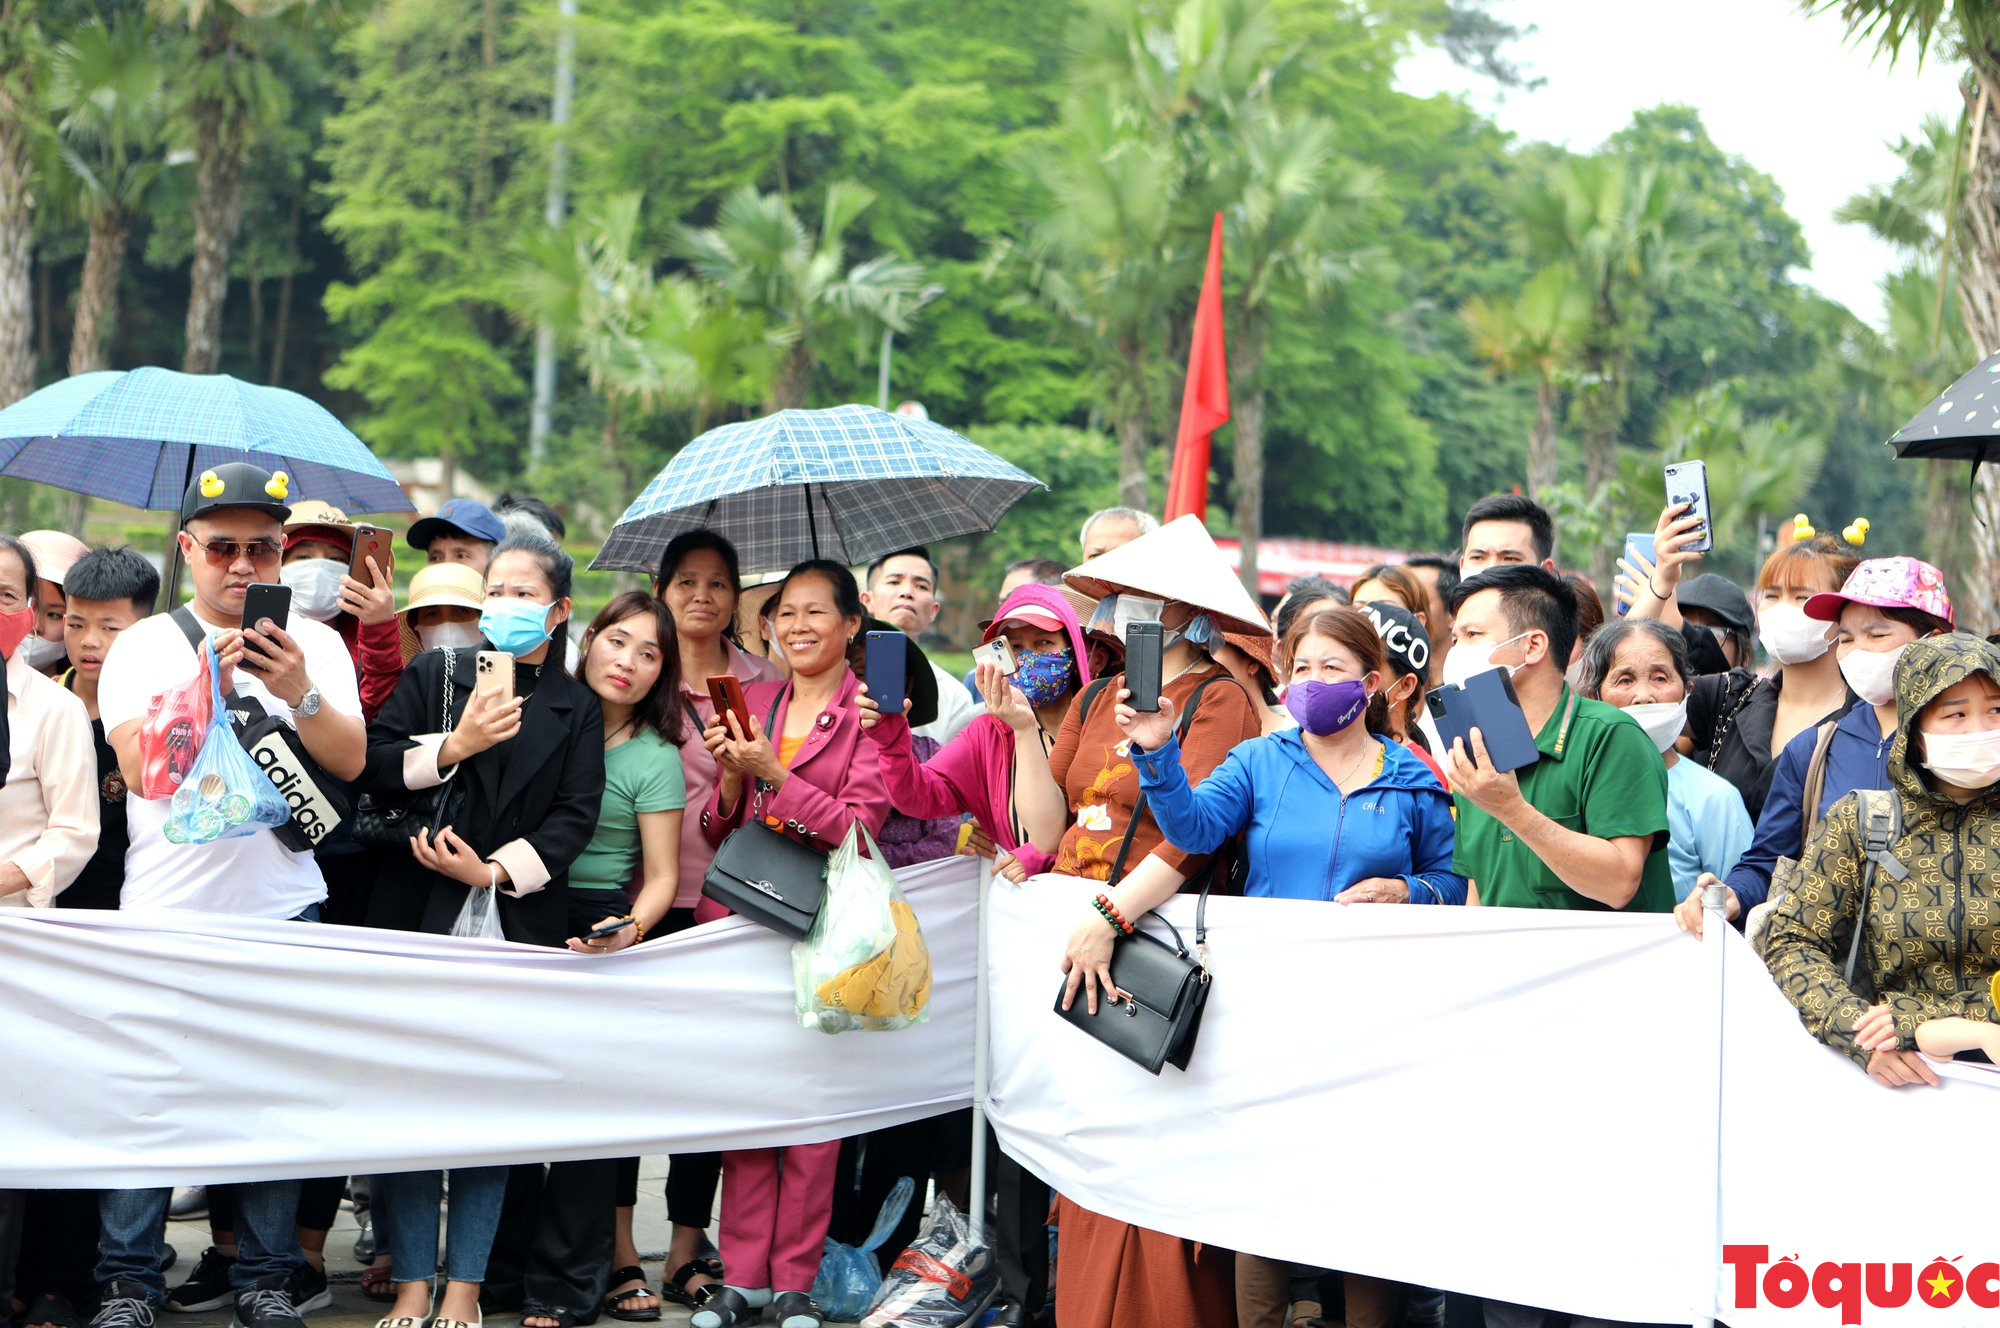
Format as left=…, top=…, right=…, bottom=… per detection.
left=863, top=583, right=1093, bottom=876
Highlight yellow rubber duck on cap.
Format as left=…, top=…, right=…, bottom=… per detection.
left=198, top=469, right=225, bottom=499
left=264, top=471, right=290, bottom=501
left=1791, top=513, right=1815, bottom=541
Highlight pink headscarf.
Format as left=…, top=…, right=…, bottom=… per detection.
left=982, top=582, right=1094, bottom=687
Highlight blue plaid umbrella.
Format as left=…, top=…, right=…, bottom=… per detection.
left=592, top=404, right=1044, bottom=574
left=0, top=367, right=414, bottom=514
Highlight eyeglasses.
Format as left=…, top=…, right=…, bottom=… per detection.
left=193, top=538, right=282, bottom=567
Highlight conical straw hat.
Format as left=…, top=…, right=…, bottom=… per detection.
left=1064, top=515, right=1271, bottom=637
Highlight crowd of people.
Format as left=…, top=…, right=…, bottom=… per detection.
left=3, top=465, right=1997, bottom=1328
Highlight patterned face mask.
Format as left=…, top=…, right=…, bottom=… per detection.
left=1012, top=646, right=1075, bottom=709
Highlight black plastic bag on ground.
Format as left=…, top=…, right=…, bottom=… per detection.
left=861, top=1193, right=997, bottom=1327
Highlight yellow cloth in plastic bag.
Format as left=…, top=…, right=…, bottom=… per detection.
left=815, top=899, right=932, bottom=1019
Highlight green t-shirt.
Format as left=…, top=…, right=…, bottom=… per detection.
left=1450, top=685, right=1674, bottom=913
left=569, top=729, right=687, bottom=892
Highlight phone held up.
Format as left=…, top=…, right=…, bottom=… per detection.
left=1662, top=459, right=1714, bottom=554
left=349, top=524, right=394, bottom=583
left=864, top=630, right=908, bottom=718
left=971, top=636, right=1018, bottom=676
left=706, top=674, right=751, bottom=736
left=1616, top=532, right=1657, bottom=617
left=475, top=650, right=516, bottom=707
left=1123, top=620, right=1164, bottom=713
left=1425, top=666, right=1540, bottom=774
left=238, top=583, right=291, bottom=672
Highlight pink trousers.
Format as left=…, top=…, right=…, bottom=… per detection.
left=718, top=1140, right=839, bottom=1293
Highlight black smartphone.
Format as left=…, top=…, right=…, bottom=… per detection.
left=1124, top=620, right=1163, bottom=713
left=864, top=630, right=908, bottom=717
left=584, top=917, right=633, bottom=940
left=240, top=583, right=291, bottom=636
left=1663, top=459, right=1714, bottom=554
left=1426, top=667, right=1540, bottom=774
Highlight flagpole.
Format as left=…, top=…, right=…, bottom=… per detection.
left=1693, top=881, right=1728, bottom=1328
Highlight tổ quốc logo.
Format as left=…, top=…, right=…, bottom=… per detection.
left=1726, top=1247, right=1999, bottom=1323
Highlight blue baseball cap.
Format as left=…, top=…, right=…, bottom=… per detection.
left=407, top=498, right=505, bottom=551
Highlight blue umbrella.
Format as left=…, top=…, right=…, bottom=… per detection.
left=592, top=404, right=1044, bottom=574
left=0, top=367, right=414, bottom=515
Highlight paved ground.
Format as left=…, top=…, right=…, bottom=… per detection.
left=161, top=1160, right=703, bottom=1328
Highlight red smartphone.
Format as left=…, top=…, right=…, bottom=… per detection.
left=349, top=524, right=394, bottom=583
left=707, top=674, right=751, bottom=736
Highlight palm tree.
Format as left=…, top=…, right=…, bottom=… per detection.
left=1003, top=92, right=1186, bottom=509
left=0, top=0, right=48, bottom=409
left=48, top=14, right=167, bottom=376
left=151, top=0, right=359, bottom=375
left=1215, top=110, right=1380, bottom=592
left=669, top=181, right=922, bottom=413
left=1809, top=0, right=2000, bottom=628
left=1650, top=382, right=1826, bottom=565
left=1462, top=264, right=1589, bottom=500
left=1516, top=154, right=1707, bottom=501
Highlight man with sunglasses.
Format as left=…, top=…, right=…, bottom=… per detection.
left=87, top=462, right=365, bottom=1328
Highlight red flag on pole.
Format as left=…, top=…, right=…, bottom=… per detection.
left=1163, top=212, right=1230, bottom=523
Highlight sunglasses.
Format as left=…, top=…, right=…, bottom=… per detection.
left=191, top=538, right=283, bottom=567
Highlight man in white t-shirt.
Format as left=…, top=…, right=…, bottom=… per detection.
left=861, top=546, right=981, bottom=744
left=90, top=462, right=365, bottom=1328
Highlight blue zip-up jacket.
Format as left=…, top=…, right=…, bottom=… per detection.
left=1725, top=700, right=1895, bottom=912
left=1130, top=727, right=1466, bottom=904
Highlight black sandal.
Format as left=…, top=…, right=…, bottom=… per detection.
left=520, top=1302, right=598, bottom=1328
left=601, top=1268, right=661, bottom=1324
left=21, top=1293, right=81, bottom=1328
left=660, top=1260, right=724, bottom=1309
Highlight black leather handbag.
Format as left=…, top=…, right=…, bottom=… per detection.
left=701, top=688, right=831, bottom=940
left=1053, top=679, right=1224, bottom=1075
left=352, top=651, right=467, bottom=849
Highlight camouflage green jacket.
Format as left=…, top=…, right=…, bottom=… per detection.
left=1766, top=633, right=2000, bottom=1067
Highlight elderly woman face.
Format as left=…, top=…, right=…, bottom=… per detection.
left=1598, top=630, right=1686, bottom=709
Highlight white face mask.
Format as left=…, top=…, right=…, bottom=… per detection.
left=1758, top=603, right=1832, bottom=666
left=1623, top=699, right=1689, bottom=754
left=281, top=558, right=348, bottom=623
left=1110, top=593, right=1167, bottom=644
left=1921, top=726, right=2000, bottom=790
left=1838, top=643, right=1907, bottom=709
left=19, top=633, right=68, bottom=670
left=417, top=620, right=483, bottom=653
left=1441, top=632, right=1530, bottom=690
left=1563, top=659, right=1586, bottom=692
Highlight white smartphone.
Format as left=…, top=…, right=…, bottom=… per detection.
left=972, top=637, right=1018, bottom=675
left=1663, top=459, right=1714, bottom=554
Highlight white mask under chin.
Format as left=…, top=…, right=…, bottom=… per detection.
left=417, top=621, right=483, bottom=653
left=281, top=558, right=348, bottom=623
left=1623, top=699, right=1689, bottom=754
left=19, top=633, right=68, bottom=670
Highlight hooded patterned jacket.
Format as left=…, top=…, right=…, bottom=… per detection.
left=1765, top=632, right=2000, bottom=1067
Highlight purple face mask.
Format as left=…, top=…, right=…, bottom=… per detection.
left=1284, top=678, right=1369, bottom=736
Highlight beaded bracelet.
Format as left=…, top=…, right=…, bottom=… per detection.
left=1093, top=893, right=1135, bottom=936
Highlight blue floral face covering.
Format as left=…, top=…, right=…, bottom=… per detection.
left=1012, top=646, right=1076, bottom=708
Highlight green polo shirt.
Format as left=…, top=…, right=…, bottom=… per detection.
left=1451, top=684, right=1674, bottom=913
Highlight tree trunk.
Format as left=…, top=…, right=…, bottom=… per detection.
left=246, top=275, right=264, bottom=381
left=0, top=107, right=32, bottom=409
left=1113, top=336, right=1151, bottom=510
left=182, top=97, right=246, bottom=376
left=769, top=346, right=814, bottom=411
left=1527, top=371, right=1559, bottom=500
left=1960, top=63, right=2000, bottom=635
left=70, top=214, right=127, bottom=376
left=1230, top=333, right=1266, bottom=599
left=268, top=192, right=300, bottom=386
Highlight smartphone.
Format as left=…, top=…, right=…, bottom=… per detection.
left=584, top=916, right=633, bottom=940
left=1663, top=460, right=1714, bottom=554
left=1124, top=620, right=1164, bottom=713
left=475, top=650, right=515, bottom=706
left=972, top=637, right=1018, bottom=676
left=865, top=630, right=908, bottom=718
left=1426, top=667, right=1540, bottom=774
left=1616, top=533, right=1658, bottom=617
left=239, top=582, right=291, bottom=635
left=706, top=674, right=751, bottom=736
left=349, top=524, right=394, bottom=584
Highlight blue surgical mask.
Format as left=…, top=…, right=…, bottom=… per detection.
left=478, top=597, right=556, bottom=655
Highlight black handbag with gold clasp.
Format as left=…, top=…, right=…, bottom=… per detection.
left=701, top=687, right=831, bottom=939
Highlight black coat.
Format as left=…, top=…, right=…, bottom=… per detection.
left=358, top=646, right=605, bottom=947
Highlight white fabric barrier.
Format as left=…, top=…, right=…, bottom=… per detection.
left=7, top=866, right=1998, bottom=1325
left=983, top=879, right=2000, bottom=1328
left=0, top=857, right=980, bottom=1188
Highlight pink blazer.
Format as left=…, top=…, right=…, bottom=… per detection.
left=696, top=669, right=890, bottom=922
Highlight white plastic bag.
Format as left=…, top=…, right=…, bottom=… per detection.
left=792, top=823, right=931, bottom=1034
left=861, top=1193, right=997, bottom=1327
left=449, top=886, right=506, bottom=941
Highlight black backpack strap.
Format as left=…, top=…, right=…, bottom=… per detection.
left=1109, top=670, right=1234, bottom=948
left=1073, top=676, right=1116, bottom=729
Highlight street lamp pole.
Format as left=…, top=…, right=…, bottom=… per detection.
left=877, top=284, right=946, bottom=411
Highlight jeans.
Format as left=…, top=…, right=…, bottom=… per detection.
left=376, top=1169, right=510, bottom=1286
left=97, top=1182, right=300, bottom=1298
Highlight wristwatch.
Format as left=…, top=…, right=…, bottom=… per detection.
left=294, top=683, right=323, bottom=718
